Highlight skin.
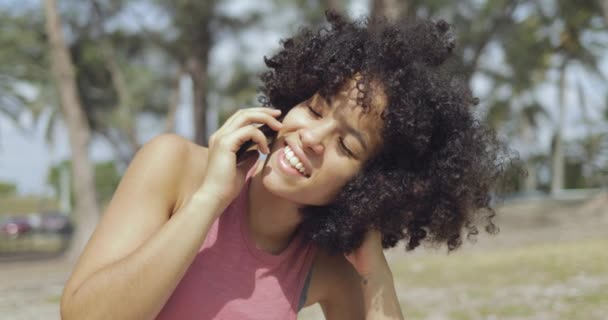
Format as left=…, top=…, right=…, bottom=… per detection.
left=247, top=77, right=385, bottom=254
left=248, top=78, right=403, bottom=318
left=60, top=77, right=404, bottom=320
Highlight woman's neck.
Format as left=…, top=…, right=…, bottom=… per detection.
left=246, top=159, right=303, bottom=255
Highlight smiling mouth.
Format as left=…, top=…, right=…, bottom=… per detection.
left=281, top=141, right=311, bottom=178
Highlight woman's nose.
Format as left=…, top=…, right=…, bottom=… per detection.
left=299, top=127, right=325, bottom=155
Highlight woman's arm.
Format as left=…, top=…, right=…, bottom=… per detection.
left=62, top=105, right=281, bottom=320
left=358, top=256, right=404, bottom=320
left=346, top=230, right=404, bottom=320
left=61, top=134, right=229, bottom=320
left=320, top=230, right=404, bottom=320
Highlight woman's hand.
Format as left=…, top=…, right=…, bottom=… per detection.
left=197, top=107, right=283, bottom=207
left=344, top=229, right=388, bottom=277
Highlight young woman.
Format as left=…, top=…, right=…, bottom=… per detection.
left=60, top=12, right=515, bottom=320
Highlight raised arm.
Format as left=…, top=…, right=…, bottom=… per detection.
left=61, top=134, right=227, bottom=320
left=347, top=230, right=404, bottom=320
left=320, top=230, right=405, bottom=320
left=62, top=105, right=283, bottom=320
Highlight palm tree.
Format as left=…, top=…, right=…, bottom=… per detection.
left=152, top=0, right=218, bottom=146
left=371, top=0, right=408, bottom=20
left=0, top=10, right=50, bottom=139
left=547, top=0, right=607, bottom=194
left=44, top=0, right=100, bottom=261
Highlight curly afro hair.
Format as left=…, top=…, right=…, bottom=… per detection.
left=258, top=11, right=520, bottom=255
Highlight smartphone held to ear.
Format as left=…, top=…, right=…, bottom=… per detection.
left=236, top=123, right=278, bottom=165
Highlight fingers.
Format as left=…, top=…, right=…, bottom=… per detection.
left=230, top=125, right=273, bottom=154
left=222, top=108, right=282, bottom=133
left=209, top=107, right=282, bottom=158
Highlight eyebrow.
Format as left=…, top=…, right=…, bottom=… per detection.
left=320, top=94, right=332, bottom=107
left=318, top=94, right=369, bottom=152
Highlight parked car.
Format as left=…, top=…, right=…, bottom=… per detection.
left=0, top=216, right=33, bottom=238
left=38, top=211, right=73, bottom=235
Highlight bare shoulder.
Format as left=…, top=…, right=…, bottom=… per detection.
left=138, top=133, right=206, bottom=210
left=136, top=133, right=195, bottom=172
left=62, top=134, right=208, bottom=299
left=165, top=135, right=210, bottom=213
left=138, top=133, right=210, bottom=213
left=141, top=133, right=206, bottom=165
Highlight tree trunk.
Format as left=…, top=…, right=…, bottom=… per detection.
left=322, top=0, right=343, bottom=12
left=520, top=111, right=537, bottom=192
left=602, top=0, right=608, bottom=25
left=188, top=55, right=209, bottom=146
left=550, top=131, right=564, bottom=195
left=93, top=0, right=139, bottom=155
left=102, top=45, right=139, bottom=155
left=550, top=63, right=567, bottom=195
left=370, top=0, right=407, bottom=20
left=44, top=0, right=100, bottom=262
left=522, top=161, right=537, bottom=192
left=164, top=67, right=184, bottom=133
left=99, top=126, right=133, bottom=169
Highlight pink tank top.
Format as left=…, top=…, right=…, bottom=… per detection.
left=156, top=161, right=317, bottom=320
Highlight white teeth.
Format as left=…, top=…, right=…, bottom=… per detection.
left=288, top=155, right=300, bottom=168
left=284, top=146, right=307, bottom=176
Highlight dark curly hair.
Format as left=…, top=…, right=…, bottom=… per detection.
left=258, top=11, right=520, bottom=255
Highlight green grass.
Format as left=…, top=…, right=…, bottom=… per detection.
left=393, top=238, right=608, bottom=286
left=391, top=238, right=608, bottom=320
left=0, top=233, right=67, bottom=254
left=0, top=195, right=59, bottom=215
left=560, top=283, right=608, bottom=319
left=45, top=294, right=62, bottom=304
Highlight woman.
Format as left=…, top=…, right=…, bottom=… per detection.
left=60, top=11, right=515, bottom=320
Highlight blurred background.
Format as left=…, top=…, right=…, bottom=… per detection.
left=0, top=0, right=607, bottom=319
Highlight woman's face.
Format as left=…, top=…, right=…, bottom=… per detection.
left=259, top=77, right=386, bottom=206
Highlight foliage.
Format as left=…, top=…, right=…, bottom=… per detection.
left=0, top=0, right=607, bottom=193
left=0, top=181, right=17, bottom=196
left=404, top=0, right=608, bottom=191
left=0, top=9, right=53, bottom=129
left=47, top=160, right=121, bottom=207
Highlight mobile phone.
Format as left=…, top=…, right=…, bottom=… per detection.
left=235, top=123, right=279, bottom=165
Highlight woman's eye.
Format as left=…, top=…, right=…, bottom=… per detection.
left=339, top=138, right=355, bottom=157
left=307, top=105, right=322, bottom=118
left=306, top=104, right=356, bottom=158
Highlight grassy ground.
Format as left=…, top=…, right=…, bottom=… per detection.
left=0, top=233, right=67, bottom=257
left=299, top=238, right=608, bottom=320
left=2, top=192, right=607, bottom=319
left=299, top=192, right=608, bottom=319
left=0, top=195, right=59, bottom=215
left=391, top=238, right=608, bottom=320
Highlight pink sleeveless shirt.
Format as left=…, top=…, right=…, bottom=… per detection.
left=156, top=162, right=317, bottom=320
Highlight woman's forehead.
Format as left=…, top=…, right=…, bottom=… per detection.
left=320, top=77, right=387, bottom=152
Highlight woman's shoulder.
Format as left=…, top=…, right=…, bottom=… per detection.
left=137, top=134, right=210, bottom=214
